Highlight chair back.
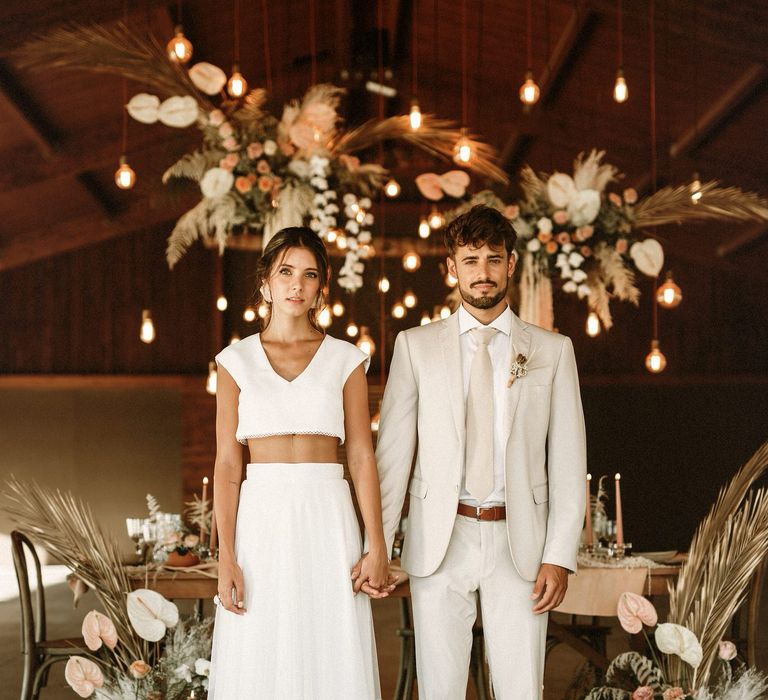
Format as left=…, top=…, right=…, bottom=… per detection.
left=11, top=530, right=46, bottom=654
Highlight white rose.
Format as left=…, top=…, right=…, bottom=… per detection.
left=200, top=168, right=234, bottom=198
left=560, top=267, right=573, bottom=279
left=174, top=664, right=192, bottom=682
left=364, top=213, right=374, bottom=226
left=537, top=217, right=553, bottom=234
left=526, top=239, right=541, bottom=252
left=263, top=139, right=277, bottom=155
left=561, top=242, right=575, bottom=254
left=572, top=269, right=587, bottom=283
left=577, top=284, right=591, bottom=299
left=359, top=197, right=372, bottom=209
left=194, top=658, right=211, bottom=677
left=358, top=231, right=372, bottom=243
left=288, top=159, right=310, bottom=179
left=555, top=253, right=569, bottom=269
left=567, top=189, right=601, bottom=226
left=568, top=252, right=585, bottom=268
left=342, top=193, right=357, bottom=205
left=562, top=281, right=578, bottom=294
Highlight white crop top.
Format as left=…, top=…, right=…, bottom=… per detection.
left=215, top=333, right=370, bottom=445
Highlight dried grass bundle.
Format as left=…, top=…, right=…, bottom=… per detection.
left=16, top=22, right=209, bottom=107
left=3, top=476, right=149, bottom=669
left=665, top=441, right=768, bottom=689
left=633, top=182, right=768, bottom=229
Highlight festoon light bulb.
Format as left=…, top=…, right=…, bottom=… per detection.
left=656, top=272, right=683, bottom=309
left=519, top=71, right=540, bottom=105
left=613, top=68, right=629, bottom=103
left=409, top=99, right=422, bottom=130
left=403, top=290, right=417, bottom=308
left=645, top=340, right=667, bottom=373
left=384, top=178, right=401, bottom=198
left=205, top=361, right=218, bottom=395
left=167, top=26, right=193, bottom=64
left=115, top=156, right=136, bottom=190
left=586, top=312, right=601, bottom=337
left=356, top=326, right=376, bottom=356
left=453, top=128, right=472, bottom=164
left=418, top=217, right=431, bottom=239
left=140, top=309, right=156, bottom=344
left=227, top=65, right=248, bottom=98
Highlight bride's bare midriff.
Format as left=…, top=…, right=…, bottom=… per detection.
left=247, top=434, right=340, bottom=464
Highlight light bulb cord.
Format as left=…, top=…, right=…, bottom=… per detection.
left=617, top=0, right=623, bottom=69
left=309, top=0, right=317, bottom=84
left=412, top=0, right=418, bottom=96
left=461, top=0, right=468, bottom=126
left=261, top=0, right=273, bottom=93
left=233, top=0, right=241, bottom=65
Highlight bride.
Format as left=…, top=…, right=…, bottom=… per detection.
left=207, top=227, right=394, bottom=699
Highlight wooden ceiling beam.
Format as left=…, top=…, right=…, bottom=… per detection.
left=0, top=195, right=185, bottom=272
left=669, top=63, right=768, bottom=159
left=500, top=7, right=597, bottom=175
left=716, top=223, right=768, bottom=257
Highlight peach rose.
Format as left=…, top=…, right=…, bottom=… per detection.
left=235, top=176, right=252, bottom=194
left=537, top=230, right=553, bottom=243
left=503, top=204, right=520, bottom=220
left=218, top=122, right=234, bottom=138
left=623, top=187, right=638, bottom=204
left=258, top=176, right=273, bottom=192
left=208, top=109, right=225, bottom=126
left=663, top=689, right=685, bottom=700
left=130, top=660, right=151, bottom=679
left=219, top=153, right=239, bottom=171
left=609, top=192, right=622, bottom=207
left=580, top=245, right=592, bottom=258
left=552, top=209, right=569, bottom=225
left=246, top=142, right=264, bottom=159
left=579, top=225, right=594, bottom=239
left=556, top=232, right=571, bottom=245
left=545, top=240, right=559, bottom=254
left=222, top=137, right=239, bottom=151
left=183, top=534, right=199, bottom=548
left=256, top=159, right=271, bottom=174
left=718, top=640, right=737, bottom=661
left=632, top=687, right=654, bottom=700
left=616, top=238, right=628, bottom=254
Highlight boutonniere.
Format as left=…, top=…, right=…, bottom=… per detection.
left=508, top=353, right=529, bottom=387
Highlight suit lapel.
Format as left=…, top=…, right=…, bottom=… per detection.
left=439, top=313, right=465, bottom=445
left=503, top=313, right=532, bottom=447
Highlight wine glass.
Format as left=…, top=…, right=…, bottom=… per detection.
left=125, top=518, right=145, bottom=558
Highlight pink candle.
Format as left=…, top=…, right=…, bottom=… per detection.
left=585, top=474, right=593, bottom=546
left=615, top=473, right=624, bottom=546
left=200, top=477, right=209, bottom=544
left=209, top=508, right=217, bottom=554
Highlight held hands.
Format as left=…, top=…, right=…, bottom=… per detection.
left=350, top=550, right=398, bottom=599
left=531, top=563, right=569, bottom=614
left=217, top=559, right=247, bottom=615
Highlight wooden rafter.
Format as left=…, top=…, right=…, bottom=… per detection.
left=717, top=223, right=768, bottom=257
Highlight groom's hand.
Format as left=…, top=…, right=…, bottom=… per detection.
left=531, top=563, right=568, bottom=613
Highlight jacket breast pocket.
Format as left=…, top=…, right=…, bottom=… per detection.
left=532, top=482, right=549, bottom=504
left=408, top=476, right=428, bottom=499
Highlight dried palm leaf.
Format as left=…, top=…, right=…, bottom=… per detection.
left=15, top=22, right=210, bottom=108
left=573, top=149, right=620, bottom=193
left=633, top=182, right=768, bottom=229
left=518, top=165, right=548, bottom=204
left=3, top=476, right=149, bottom=669
left=586, top=273, right=613, bottom=329
left=594, top=243, right=640, bottom=305
left=332, top=115, right=509, bottom=184
left=665, top=441, right=768, bottom=687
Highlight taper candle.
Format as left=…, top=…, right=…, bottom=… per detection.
left=585, top=473, right=593, bottom=546
left=615, top=473, right=624, bottom=546
left=201, top=476, right=209, bottom=543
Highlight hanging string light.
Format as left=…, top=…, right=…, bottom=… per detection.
left=167, top=2, right=193, bottom=63
left=216, top=295, right=228, bottom=311
left=205, top=362, right=218, bottom=395
left=418, top=217, right=431, bottom=239
left=410, top=99, right=423, bottom=130
left=391, top=301, right=406, bottom=319
left=454, top=0, right=475, bottom=161
left=656, top=271, right=683, bottom=308
left=420, top=312, right=431, bottom=326
left=346, top=321, right=359, bottom=338
left=613, top=0, right=628, bottom=103
left=229, top=333, right=241, bottom=345
left=227, top=0, right=248, bottom=98
left=384, top=178, right=401, bottom=197
left=331, top=301, right=345, bottom=316
left=645, top=340, right=667, bottom=373
left=690, top=173, right=703, bottom=203
left=428, top=206, right=445, bottom=229
left=409, top=0, right=422, bottom=130
left=402, top=251, right=422, bottom=272
left=586, top=312, right=601, bottom=337
left=519, top=0, right=540, bottom=105
left=140, top=310, right=156, bottom=344
left=318, top=306, right=332, bottom=328
left=356, top=326, right=376, bottom=356
left=115, top=79, right=136, bottom=190
left=403, top=290, right=417, bottom=308
left=243, top=305, right=257, bottom=322
left=377, top=276, right=390, bottom=293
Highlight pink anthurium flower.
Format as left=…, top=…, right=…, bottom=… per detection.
left=617, top=592, right=658, bottom=634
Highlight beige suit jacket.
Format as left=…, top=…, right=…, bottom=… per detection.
left=375, top=309, right=587, bottom=581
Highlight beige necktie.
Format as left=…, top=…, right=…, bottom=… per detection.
left=465, top=326, right=498, bottom=503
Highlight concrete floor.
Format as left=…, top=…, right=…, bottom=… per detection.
left=1, top=569, right=766, bottom=699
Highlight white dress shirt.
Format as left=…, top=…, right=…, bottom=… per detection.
left=457, top=303, right=511, bottom=507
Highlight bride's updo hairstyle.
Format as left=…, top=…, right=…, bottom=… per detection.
left=254, top=226, right=331, bottom=332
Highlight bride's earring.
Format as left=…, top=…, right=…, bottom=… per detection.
left=260, top=285, right=272, bottom=303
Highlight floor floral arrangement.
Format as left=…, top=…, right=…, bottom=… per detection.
left=3, top=476, right=213, bottom=699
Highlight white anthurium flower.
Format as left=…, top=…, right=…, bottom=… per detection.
left=572, top=269, right=588, bottom=283
left=127, top=589, right=179, bottom=642
left=126, top=93, right=161, bottom=124
left=630, top=239, right=665, bottom=277
left=563, top=281, right=578, bottom=294
left=577, top=284, right=591, bottom=299
left=527, top=239, right=541, bottom=252
left=567, top=189, right=601, bottom=226
left=537, top=217, right=553, bottom=234
left=655, top=623, right=703, bottom=669
left=174, top=664, right=193, bottom=683
left=194, top=658, right=211, bottom=677
left=188, top=62, right=227, bottom=95
left=157, top=96, right=199, bottom=128
left=200, top=168, right=235, bottom=199
left=568, top=252, right=584, bottom=268
left=263, top=139, right=277, bottom=156
left=547, top=172, right=578, bottom=209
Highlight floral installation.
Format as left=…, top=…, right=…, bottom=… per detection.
left=2, top=477, right=215, bottom=699
left=143, top=492, right=209, bottom=565
left=16, top=22, right=508, bottom=292
left=585, top=592, right=767, bottom=699
left=441, top=151, right=768, bottom=330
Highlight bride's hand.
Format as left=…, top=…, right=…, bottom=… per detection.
left=350, top=551, right=398, bottom=598
left=217, top=559, right=246, bottom=614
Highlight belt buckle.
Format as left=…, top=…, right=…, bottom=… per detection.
left=475, top=506, right=483, bottom=521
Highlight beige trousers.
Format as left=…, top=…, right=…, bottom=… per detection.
left=409, top=516, right=548, bottom=699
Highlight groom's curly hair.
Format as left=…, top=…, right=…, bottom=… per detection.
left=443, top=204, right=517, bottom=258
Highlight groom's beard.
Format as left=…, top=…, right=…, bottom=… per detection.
left=459, top=279, right=508, bottom=309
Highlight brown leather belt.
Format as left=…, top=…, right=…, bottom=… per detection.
left=457, top=503, right=507, bottom=521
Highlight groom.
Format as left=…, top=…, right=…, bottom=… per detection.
left=375, top=204, right=586, bottom=698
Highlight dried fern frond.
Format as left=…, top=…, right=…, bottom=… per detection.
left=332, top=115, right=508, bottom=184
left=232, top=88, right=268, bottom=126
left=16, top=22, right=209, bottom=107
left=146, top=493, right=161, bottom=519
left=573, top=149, right=620, bottom=192
left=665, top=441, right=768, bottom=687
left=162, top=150, right=211, bottom=184
left=518, top=165, right=548, bottom=203
left=586, top=272, right=613, bottom=329
left=3, top=476, right=148, bottom=668
left=594, top=243, right=640, bottom=305
left=183, top=494, right=212, bottom=533
left=633, top=182, right=768, bottom=229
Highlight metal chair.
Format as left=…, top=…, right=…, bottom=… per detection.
left=11, top=530, right=87, bottom=700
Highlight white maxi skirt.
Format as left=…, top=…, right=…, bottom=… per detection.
left=208, top=463, right=381, bottom=699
